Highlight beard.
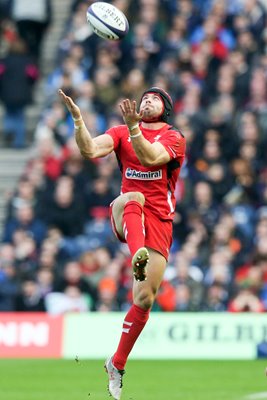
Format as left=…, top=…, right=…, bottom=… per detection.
left=141, top=107, right=162, bottom=123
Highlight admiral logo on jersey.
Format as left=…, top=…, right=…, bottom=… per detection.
left=125, top=168, right=162, bottom=180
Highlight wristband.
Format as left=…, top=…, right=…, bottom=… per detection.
left=128, top=123, right=139, bottom=131
left=73, top=116, right=83, bottom=122
left=130, top=131, right=142, bottom=138
left=74, top=121, right=85, bottom=129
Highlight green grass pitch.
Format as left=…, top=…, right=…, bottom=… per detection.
left=1, top=359, right=267, bottom=400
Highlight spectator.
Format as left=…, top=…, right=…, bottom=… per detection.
left=96, top=277, right=119, bottom=311
left=80, top=246, right=112, bottom=288
left=0, top=264, right=19, bottom=311
left=85, top=176, right=115, bottom=219
left=2, top=204, right=47, bottom=247
left=36, top=267, right=54, bottom=297
left=5, top=177, right=37, bottom=220
left=13, top=231, right=38, bottom=278
left=169, top=250, right=204, bottom=308
left=41, top=175, right=86, bottom=237
left=15, top=278, right=46, bottom=311
left=201, top=283, right=228, bottom=311
left=228, top=286, right=265, bottom=312
left=31, top=133, right=63, bottom=182
left=188, top=180, right=220, bottom=234
left=44, top=286, right=91, bottom=314
left=10, top=0, right=52, bottom=61
left=0, top=37, right=39, bottom=148
left=53, top=261, right=98, bottom=310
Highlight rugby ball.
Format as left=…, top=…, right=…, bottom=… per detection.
left=87, top=2, right=129, bottom=41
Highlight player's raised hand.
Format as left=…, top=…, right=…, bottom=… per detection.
left=119, top=99, right=143, bottom=128
left=58, top=89, right=82, bottom=121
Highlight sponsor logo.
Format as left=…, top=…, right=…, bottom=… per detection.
left=0, top=313, right=63, bottom=358
left=0, top=321, right=49, bottom=347
left=125, top=168, right=162, bottom=180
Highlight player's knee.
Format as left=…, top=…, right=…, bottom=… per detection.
left=134, top=289, right=155, bottom=310
left=126, top=191, right=145, bottom=206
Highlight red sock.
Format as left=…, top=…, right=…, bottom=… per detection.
left=122, top=201, right=145, bottom=257
left=113, top=304, right=150, bottom=370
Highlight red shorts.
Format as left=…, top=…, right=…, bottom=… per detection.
left=109, top=203, right=173, bottom=260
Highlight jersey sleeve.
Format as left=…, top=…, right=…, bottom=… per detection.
left=105, top=126, right=121, bottom=151
left=159, top=131, right=186, bottom=160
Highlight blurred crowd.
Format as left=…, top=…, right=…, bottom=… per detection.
left=1, top=0, right=267, bottom=314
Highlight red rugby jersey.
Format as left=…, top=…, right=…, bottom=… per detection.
left=106, top=123, right=186, bottom=221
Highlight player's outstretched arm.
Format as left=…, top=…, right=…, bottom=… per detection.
left=59, top=89, right=114, bottom=159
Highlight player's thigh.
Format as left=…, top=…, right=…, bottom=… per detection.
left=133, top=248, right=166, bottom=301
left=112, top=192, right=145, bottom=238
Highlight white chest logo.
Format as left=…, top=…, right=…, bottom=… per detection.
left=154, top=135, right=161, bottom=141
left=125, top=168, right=162, bottom=180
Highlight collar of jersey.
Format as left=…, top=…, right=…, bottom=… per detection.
left=139, top=123, right=170, bottom=133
